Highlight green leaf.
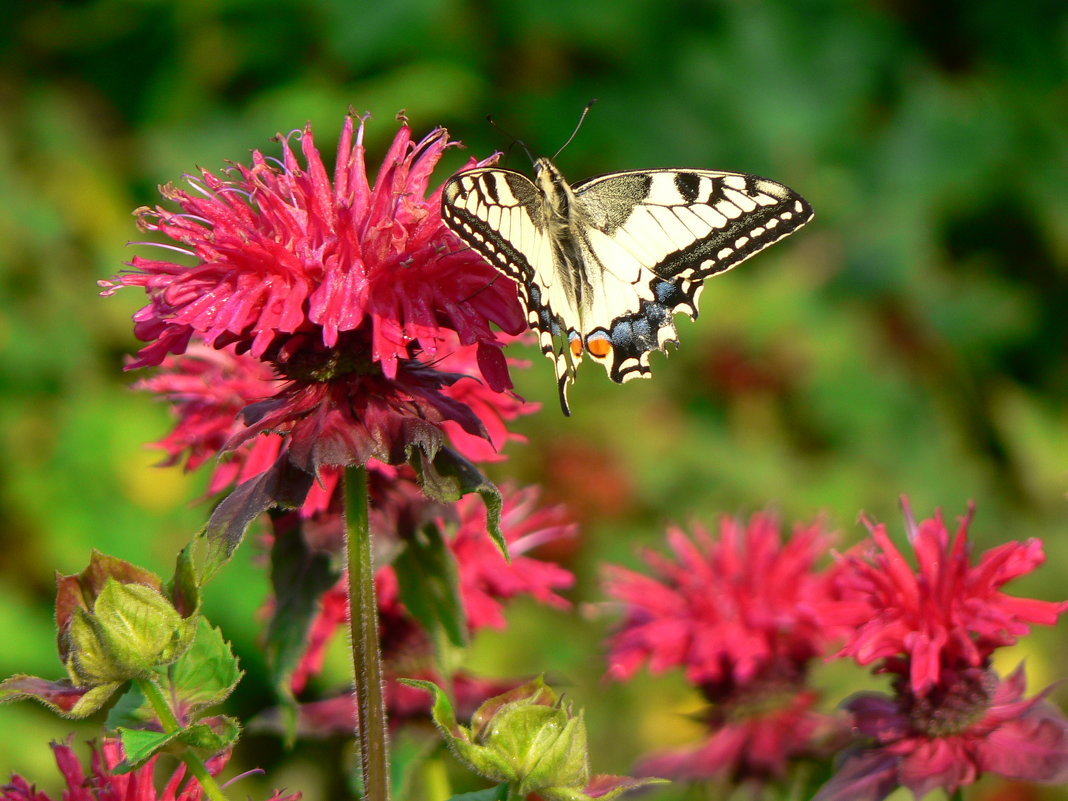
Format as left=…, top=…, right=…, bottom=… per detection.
left=199, top=455, right=314, bottom=586
left=114, top=727, right=178, bottom=771
left=413, top=446, right=507, bottom=559
left=113, top=716, right=241, bottom=773
left=105, top=681, right=152, bottom=729
left=175, top=714, right=242, bottom=751
left=166, top=619, right=243, bottom=719
left=394, top=522, right=468, bottom=653
left=446, top=784, right=509, bottom=801
left=399, top=679, right=463, bottom=738
left=265, top=516, right=340, bottom=720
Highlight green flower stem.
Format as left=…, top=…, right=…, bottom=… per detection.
left=136, top=677, right=229, bottom=801
left=345, top=464, right=391, bottom=801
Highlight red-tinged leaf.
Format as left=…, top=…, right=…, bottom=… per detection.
left=811, top=750, right=901, bottom=801
left=413, top=446, right=506, bottom=559
left=580, top=774, right=669, bottom=800
left=0, top=674, right=122, bottom=718
left=56, top=552, right=163, bottom=659
left=199, top=454, right=314, bottom=586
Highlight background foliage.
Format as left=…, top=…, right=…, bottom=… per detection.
left=2, top=0, right=1067, bottom=798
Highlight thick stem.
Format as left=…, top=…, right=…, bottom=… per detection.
left=137, top=678, right=230, bottom=801
left=345, top=464, right=390, bottom=801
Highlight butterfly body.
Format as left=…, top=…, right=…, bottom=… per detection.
left=442, top=158, right=812, bottom=414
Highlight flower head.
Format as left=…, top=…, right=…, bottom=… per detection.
left=603, top=513, right=843, bottom=784
left=1, top=736, right=298, bottom=801
left=603, top=513, right=837, bottom=694
left=824, top=498, right=1068, bottom=696
left=813, top=665, right=1068, bottom=801
left=106, top=113, right=527, bottom=479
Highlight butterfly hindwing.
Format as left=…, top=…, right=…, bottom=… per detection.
left=441, top=161, right=812, bottom=414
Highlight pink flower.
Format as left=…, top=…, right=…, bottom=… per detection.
left=106, top=113, right=528, bottom=478
left=139, top=339, right=536, bottom=513
left=0, top=737, right=298, bottom=801
left=823, top=499, right=1068, bottom=697
left=813, top=665, right=1068, bottom=801
left=603, top=514, right=843, bottom=783
left=603, top=513, right=837, bottom=694
left=449, top=484, right=576, bottom=630
left=291, top=485, right=576, bottom=696
left=637, top=690, right=837, bottom=782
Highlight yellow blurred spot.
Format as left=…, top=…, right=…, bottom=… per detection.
left=636, top=682, right=706, bottom=750
left=118, top=448, right=197, bottom=512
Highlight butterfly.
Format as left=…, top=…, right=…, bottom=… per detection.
left=441, top=157, right=813, bottom=415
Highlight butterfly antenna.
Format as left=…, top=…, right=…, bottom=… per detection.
left=552, top=98, right=598, bottom=160
left=487, top=114, right=535, bottom=166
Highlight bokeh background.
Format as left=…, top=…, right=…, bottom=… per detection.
left=2, top=0, right=1068, bottom=798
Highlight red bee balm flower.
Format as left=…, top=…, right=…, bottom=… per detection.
left=104, top=113, right=526, bottom=476
left=603, top=514, right=844, bottom=782
left=0, top=737, right=299, bottom=801
left=824, top=499, right=1068, bottom=696
left=603, top=514, right=837, bottom=693
left=813, top=666, right=1068, bottom=800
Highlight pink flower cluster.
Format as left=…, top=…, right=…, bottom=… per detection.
left=106, top=113, right=528, bottom=479
left=112, top=112, right=580, bottom=742
left=603, top=501, right=1068, bottom=798
left=813, top=500, right=1068, bottom=800
left=603, top=513, right=844, bottom=782
left=0, top=738, right=295, bottom=801
left=290, top=486, right=576, bottom=718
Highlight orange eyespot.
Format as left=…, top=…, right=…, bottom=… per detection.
left=569, top=336, right=584, bottom=357
left=586, top=336, right=612, bottom=358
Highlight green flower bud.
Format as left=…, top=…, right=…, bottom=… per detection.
left=405, top=677, right=667, bottom=801
left=405, top=677, right=587, bottom=796
left=64, top=579, right=195, bottom=685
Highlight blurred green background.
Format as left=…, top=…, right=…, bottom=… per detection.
left=2, top=0, right=1068, bottom=798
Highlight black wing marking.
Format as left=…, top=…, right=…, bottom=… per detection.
left=572, top=169, right=813, bottom=383
left=441, top=168, right=582, bottom=414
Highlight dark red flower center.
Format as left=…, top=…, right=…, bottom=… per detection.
left=900, top=667, right=995, bottom=737
left=273, top=331, right=382, bottom=383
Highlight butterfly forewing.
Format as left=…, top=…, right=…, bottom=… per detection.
left=441, top=168, right=582, bottom=406
left=441, top=161, right=812, bottom=415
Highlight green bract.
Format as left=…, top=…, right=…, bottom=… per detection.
left=404, top=676, right=666, bottom=801
left=0, top=551, right=202, bottom=719
left=65, top=580, right=195, bottom=684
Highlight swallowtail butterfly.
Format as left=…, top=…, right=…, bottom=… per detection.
left=442, top=157, right=812, bottom=415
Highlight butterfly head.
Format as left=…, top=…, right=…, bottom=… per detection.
left=532, top=157, right=575, bottom=218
